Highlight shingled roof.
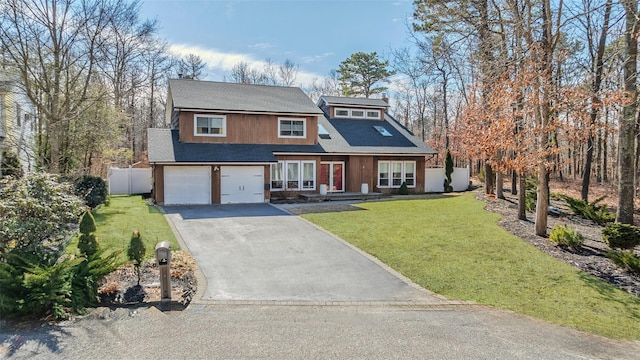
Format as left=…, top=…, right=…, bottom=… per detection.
left=319, top=95, right=389, bottom=108
left=168, top=79, right=323, bottom=115
left=148, top=129, right=325, bottom=163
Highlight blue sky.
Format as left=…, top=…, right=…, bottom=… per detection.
left=139, top=0, right=416, bottom=86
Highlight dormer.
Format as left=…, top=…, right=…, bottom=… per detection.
left=318, top=95, right=389, bottom=120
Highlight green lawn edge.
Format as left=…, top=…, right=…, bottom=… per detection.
left=69, top=195, right=179, bottom=263
left=302, top=193, right=640, bottom=340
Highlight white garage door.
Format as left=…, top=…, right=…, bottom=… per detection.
left=221, top=166, right=264, bottom=204
left=164, top=166, right=211, bottom=205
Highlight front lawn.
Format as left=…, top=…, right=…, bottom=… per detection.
left=302, top=193, right=640, bottom=340
left=80, top=195, right=179, bottom=262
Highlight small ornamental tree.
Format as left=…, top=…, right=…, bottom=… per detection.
left=127, top=230, right=146, bottom=285
left=78, top=211, right=98, bottom=258
left=444, top=149, right=454, bottom=193
left=1, top=150, right=24, bottom=178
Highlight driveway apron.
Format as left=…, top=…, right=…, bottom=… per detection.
left=164, top=204, right=441, bottom=302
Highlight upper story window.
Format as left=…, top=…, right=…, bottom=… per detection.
left=279, top=118, right=306, bottom=138
left=194, top=114, right=226, bottom=137
left=334, top=107, right=381, bottom=119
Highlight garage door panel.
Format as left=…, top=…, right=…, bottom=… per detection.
left=220, top=166, right=264, bottom=204
left=164, top=166, right=211, bottom=205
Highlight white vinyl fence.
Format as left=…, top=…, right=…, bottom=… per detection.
left=108, top=167, right=152, bottom=195
left=425, top=167, right=470, bottom=193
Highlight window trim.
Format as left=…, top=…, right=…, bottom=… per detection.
left=366, top=110, right=381, bottom=119
left=278, top=117, right=306, bottom=138
left=377, top=161, right=417, bottom=188
left=270, top=162, right=284, bottom=191
left=194, top=114, right=227, bottom=137
left=334, top=107, right=382, bottom=119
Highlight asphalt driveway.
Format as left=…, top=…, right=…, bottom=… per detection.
left=163, top=203, right=446, bottom=303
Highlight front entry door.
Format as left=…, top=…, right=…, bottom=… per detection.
left=320, top=162, right=344, bottom=192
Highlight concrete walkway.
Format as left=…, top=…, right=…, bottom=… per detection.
left=163, top=203, right=446, bottom=304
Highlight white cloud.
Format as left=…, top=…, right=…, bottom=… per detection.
left=300, top=52, right=334, bottom=64
left=248, top=42, right=274, bottom=50
left=168, top=43, right=323, bottom=87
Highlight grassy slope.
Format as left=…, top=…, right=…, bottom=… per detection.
left=302, top=193, right=640, bottom=340
left=90, top=195, right=179, bottom=262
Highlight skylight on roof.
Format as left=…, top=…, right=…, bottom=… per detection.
left=373, top=125, right=393, bottom=137
left=318, top=123, right=331, bottom=139
left=318, top=123, right=329, bottom=135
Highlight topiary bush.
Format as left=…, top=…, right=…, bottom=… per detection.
left=560, top=195, right=615, bottom=225
left=127, top=230, right=146, bottom=285
left=549, top=224, right=584, bottom=248
left=602, top=223, right=640, bottom=250
left=606, top=250, right=640, bottom=274
left=399, top=181, right=409, bottom=195
left=78, top=211, right=98, bottom=258
left=75, top=175, right=108, bottom=208
left=443, top=150, right=454, bottom=193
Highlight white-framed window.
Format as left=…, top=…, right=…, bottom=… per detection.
left=366, top=110, right=381, bottom=119
left=194, top=114, right=226, bottom=137
left=351, top=109, right=365, bottom=118
left=302, top=162, right=316, bottom=190
left=334, top=108, right=382, bottom=119
left=279, top=118, right=306, bottom=138
left=378, top=161, right=416, bottom=188
left=271, top=160, right=316, bottom=191
left=270, top=162, right=284, bottom=190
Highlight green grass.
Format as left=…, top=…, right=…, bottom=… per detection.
left=302, top=193, right=640, bottom=340
left=70, top=195, right=179, bottom=262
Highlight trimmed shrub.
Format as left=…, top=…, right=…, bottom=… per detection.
left=602, top=223, right=640, bottom=250
left=127, top=230, right=146, bottom=285
left=606, top=250, right=640, bottom=274
left=75, top=175, right=108, bottom=208
left=549, top=224, right=584, bottom=248
left=78, top=211, right=98, bottom=258
left=399, top=182, right=409, bottom=195
left=560, top=195, right=615, bottom=225
left=79, top=211, right=97, bottom=234
left=443, top=150, right=454, bottom=193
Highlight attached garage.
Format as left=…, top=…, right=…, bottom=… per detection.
left=220, top=166, right=264, bottom=204
left=164, top=166, right=211, bottom=205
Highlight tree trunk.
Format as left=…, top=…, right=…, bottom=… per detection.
left=518, top=173, right=527, bottom=220
left=485, top=162, right=494, bottom=195
left=617, top=0, right=638, bottom=224
left=512, top=170, right=518, bottom=195
left=496, top=171, right=504, bottom=199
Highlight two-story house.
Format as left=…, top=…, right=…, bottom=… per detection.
left=148, top=79, right=436, bottom=205
left=0, top=72, right=35, bottom=176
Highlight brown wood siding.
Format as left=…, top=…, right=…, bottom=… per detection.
left=153, top=165, right=165, bottom=204
left=372, top=156, right=426, bottom=194
left=178, top=112, right=318, bottom=145
left=211, top=166, right=220, bottom=204
left=345, top=156, right=374, bottom=192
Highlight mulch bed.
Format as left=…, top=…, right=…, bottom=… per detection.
left=97, top=250, right=197, bottom=308
left=478, top=189, right=640, bottom=297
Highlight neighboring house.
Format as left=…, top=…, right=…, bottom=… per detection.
left=0, top=72, right=35, bottom=176
left=148, top=79, right=436, bottom=205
